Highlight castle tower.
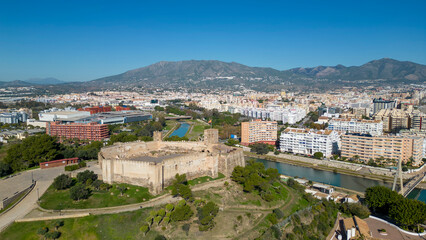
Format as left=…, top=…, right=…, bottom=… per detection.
left=204, top=129, right=219, bottom=145
left=153, top=131, right=163, bottom=142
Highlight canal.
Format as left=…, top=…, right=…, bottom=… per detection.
left=255, top=158, right=426, bottom=203
left=169, top=123, right=190, bottom=138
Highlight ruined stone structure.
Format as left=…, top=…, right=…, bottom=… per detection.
left=99, top=129, right=244, bottom=194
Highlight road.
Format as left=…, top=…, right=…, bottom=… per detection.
left=0, top=162, right=99, bottom=232
left=0, top=167, right=64, bottom=231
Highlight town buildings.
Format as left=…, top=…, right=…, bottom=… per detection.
left=46, top=122, right=109, bottom=141
left=0, top=111, right=28, bottom=124
left=341, top=133, right=424, bottom=165
left=327, top=118, right=383, bottom=136
left=241, top=119, right=277, bottom=146
left=279, top=128, right=341, bottom=157
left=374, top=108, right=411, bottom=132
left=373, top=98, right=396, bottom=114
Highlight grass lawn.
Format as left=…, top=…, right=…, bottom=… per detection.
left=39, top=183, right=153, bottom=210
left=187, top=172, right=225, bottom=186
left=0, top=209, right=163, bottom=240
left=185, top=121, right=208, bottom=140
left=163, top=120, right=178, bottom=131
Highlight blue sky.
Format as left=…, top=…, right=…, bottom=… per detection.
left=0, top=0, right=425, bottom=82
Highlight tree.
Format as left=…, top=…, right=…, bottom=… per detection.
left=70, top=184, right=90, bottom=201
left=4, top=134, right=62, bottom=171
left=250, top=143, right=271, bottom=155
left=313, top=152, right=323, bottom=159
left=170, top=204, right=193, bottom=222
left=365, top=186, right=401, bottom=214
left=52, top=174, right=73, bottom=190
left=197, top=201, right=219, bottom=231
left=155, top=235, right=167, bottom=240
left=0, top=162, right=12, bottom=177
left=389, top=198, right=426, bottom=228
left=171, top=174, right=193, bottom=200
left=76, top=170, right=97, bottom=184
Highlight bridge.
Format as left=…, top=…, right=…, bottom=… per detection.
left=164, top=116, right=193, bottom=120
left=392, top=158, right=426, bottom=197
left=401, top=172, right=426, bottom=197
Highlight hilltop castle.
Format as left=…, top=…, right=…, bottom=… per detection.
left=99, top=129, right=245, bottom=194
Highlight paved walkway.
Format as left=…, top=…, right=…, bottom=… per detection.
left=0, top=162, right=100, bottom=232
left=0, top=167, right=63, bottom=232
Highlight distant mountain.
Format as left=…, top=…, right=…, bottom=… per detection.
left=288, top=58, right=426, bottom=82
left=83, top=58, right=425, bottom=91
left=25, top=77, right=65, bottom=85
left=0, top=80, right=32, bottom=87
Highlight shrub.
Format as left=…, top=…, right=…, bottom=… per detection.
left=52, top=174, right=73, bottom=190
left=163, top=216, right=170, bottom=225
left=182, top=223, right=190, bottom=236
left=155, top=235, right=167, bottom=240
left=78, top=161, right=86, bottom=168
left=64, top=164, right=79, bottom=171
left=37, top=227, right=49, bottom=236
left=70, top=184, right=90, bottom=200
left=266, top=213, right=278, bottom=224
left=99, top=183, right=112, bottom=191
left=313, top=152, right=323, bottom=159
left=92, top=179, right=103, bottom=190
left=273, top=208, right=284, bottom=219
left=45, top=231, right=61, bottom=239
left=140, top=224, right=149, bottom=235
left=165, top=203, right=174, bottom=212
left=154, top=215, right=163, bottom=225
left=53, top=220, right=64, bottom=230
left=157, top=208, right=166, bottom=217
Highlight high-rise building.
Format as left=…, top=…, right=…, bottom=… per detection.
left=279, top=128, right=341, bottom=157
left=241, top=119, right=277, bottom=146
left=341, top=133, right=424, bottom=166
left=374, top=109, right=411, bottom=132
left=327, top=118, right=383, bottom=136
left=46, top=122, right=109, bottom=141
left=412, top=112, right=425, bottom=131
left=373, top=98, right=396, bottom=114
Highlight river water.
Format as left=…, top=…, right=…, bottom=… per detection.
left=169, top=123, right=190, bottom=137
left=255, top=158, right=426, bottom=203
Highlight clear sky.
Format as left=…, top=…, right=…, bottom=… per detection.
left=0, top=0, right=425, bottom=82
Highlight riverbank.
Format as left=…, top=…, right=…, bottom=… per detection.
left=244, top=152, right=426, bottom=189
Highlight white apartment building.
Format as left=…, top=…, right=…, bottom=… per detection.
left=327, top=118, right=383, bottom=136
left=240, top=107, right=306, bottom=124
left=280, top=128, right=341, bottom=157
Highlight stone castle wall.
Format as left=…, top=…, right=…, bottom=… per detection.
left=99, top=129, right=244, bottom=194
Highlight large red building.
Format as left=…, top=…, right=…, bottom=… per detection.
left=78, top=106, right=112, bottom=114
left=47, top=122, right=109, bottom=141
left=115, top=106, right=131, bottom=111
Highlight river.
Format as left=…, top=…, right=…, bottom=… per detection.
left=169, top=123, right=190, bottom=138
left=255, top=158, right=426, bottom=203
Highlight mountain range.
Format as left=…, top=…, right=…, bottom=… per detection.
left=85, top=58, right=425, bottom=91
left=2, top=58, right=425, bottom=92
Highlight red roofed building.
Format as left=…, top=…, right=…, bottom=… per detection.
left=115, top=106, right=131, bottom=111
left=78, top=106, right=112, bottom=114
left=39, top=157, right=79, bottom=169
